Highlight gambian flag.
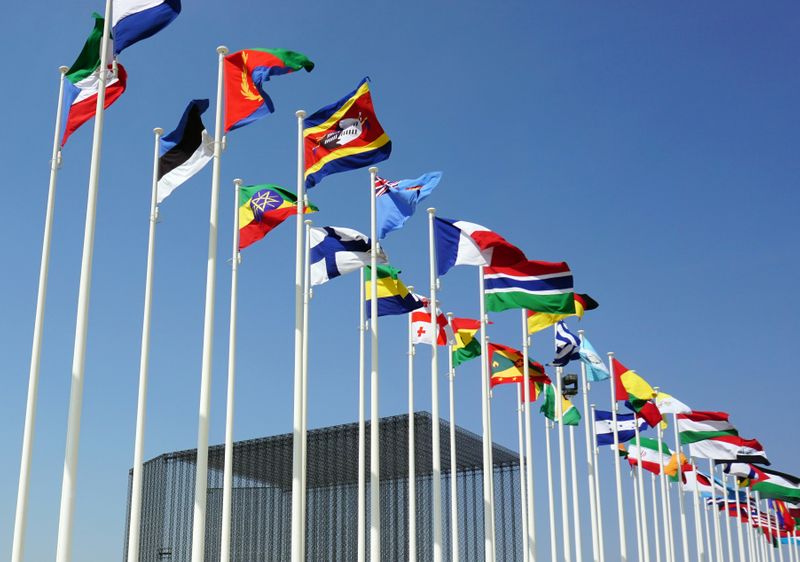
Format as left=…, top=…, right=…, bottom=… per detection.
left=61, top=14, right=127, bottom=146
left=238, top=184, right=317, bottom=250
left=156, top=99, right=212, bottom=204
left=304, top=78, right=391, bottom=188
left=488, top=342, right=549, bottom=388
left=452, top=317, right=482, bottom=367
left=365, top=264, right=423, bottom=319
left=611, top=358, right=662, bottom=427
left=527, top=293, right=599, bottom=334
left=484, top=260, right=575, bottom=315
left=751, top=467, right=800, bottom=503
left=433, top=217, right=526, bottom=277
left=224, top=48, right=314, bottom=132
left=539, top=381, right=581, bottom=426
left=627, top=437, right=673, bottom=475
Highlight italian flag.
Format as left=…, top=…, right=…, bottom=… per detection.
left=540, top=382, right=580, bottom=426
left=61, top=13, right=127, bottom=146
left=627, top=437, right=672, bottom=475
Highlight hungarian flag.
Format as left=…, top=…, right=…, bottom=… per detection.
left=527, top=293, right=599, bottom=334
left=484, top=260, right=575, bottom=315
left=304, top=78, right=392, bottom=188
left=539, top=381, right=581, bottom=426
left=224, top=48, right=314, bottom=132
left=488, top=342, right=549, bottom=388
left=451, top=317, right=482, bottom=367
left=433, top=217, right=526, bottom=276
left=238, top=184, right=317, bottom=250
left=410, top=299, right=454, bottom=346
left=611, top=358, right=662, bottom=427
left=61, top=14, right=127, bottom=146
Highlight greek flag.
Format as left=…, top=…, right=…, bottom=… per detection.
left=550, top=321, right=580, bottom=367
left=309, top=226, right=387, bottom=286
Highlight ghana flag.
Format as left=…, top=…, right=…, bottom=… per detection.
left=488, top=342, right=550, bottom=388
left=452, top=317, right=482, bottom=367
left=238, top=184, right=317, bottom=250
left=527, top=293, right=599, bottom=334
left=304, top=77, right=392, bottom=188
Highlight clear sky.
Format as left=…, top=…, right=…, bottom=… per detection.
left=1, top=1, right=799, bottom=560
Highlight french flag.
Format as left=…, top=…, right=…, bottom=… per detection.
left=112, top=0, right=181, bottom=54
left=433, top=216, right=526, bottom=277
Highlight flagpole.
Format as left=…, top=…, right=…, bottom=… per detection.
left=517, top=385, right=530, bottom=562
left=12, top=64, right=68, bottom=562
left=720, top=467, right=734, bottom=562
left=654, top=418, right=672, bottom=562
left=568, top=424, right=583, bottom=562
left=634, top=419, right=651, bottom=562
left=369, top=166, right=381, bottom=561
left=702, top=479, right=714, bottom=562
left=521, top=316, right=537, bottom=562
left=709, top=459, right=724, bottom=562
left=426, top=208, right=443, bottom=562
left=695, top=462, right=713, bottom=562
left=590, top=405, right=606, bottom=562
left=407, top=289, right=417, bottom=562
left=555, top=363, right=572, bottom=562
left=358, top=267, right=366, bottom=562
left=478, top=267, right=496, bottom=562
left=577, top=331, right=599, bottom=562
left=745, top=488, right=756, bottom=562
left=606, top=353, right=628, bottom=562
left=730, top=474, right=745, bottom=562
left=671, top=413, right=692, bottom=562
left=632, top=466, right=644, bottom=562
left=54, top=0, right=114, bottom=557
left=290, top=108, right=308, bottom=562
left=545, top=417, right=558, bottom=562
left=486, top=344, right=497, bottom=562
left=219, top=178, right=242, bottom=562
left=446, top=312, right=459, bottom=562
left=651, top=473, right=662, bottom=562
left=664, top=481, right=676, bottom=562
left=188, top=44, right=228, bottom=562
left=300, top=217, right=313, bottom=560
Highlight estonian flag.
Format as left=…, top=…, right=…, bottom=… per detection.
left=112, top=0, right=181, bottom=54
left=157, top=99, right=213, bottom=204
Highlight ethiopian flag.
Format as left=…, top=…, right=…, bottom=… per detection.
left=540, top=382, right=581, bottom=426
left=238, top=184, right=316, bottom=250
left=488, top=342, right=549, bottom=388
left=451, top=317, right=482, bottom=367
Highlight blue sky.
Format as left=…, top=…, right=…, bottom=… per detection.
left=1, top=1, right=799, bottom=560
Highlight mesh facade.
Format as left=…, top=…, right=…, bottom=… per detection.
left=123, top=412, right=523, bottom=561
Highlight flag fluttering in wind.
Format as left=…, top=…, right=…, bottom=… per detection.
left=488, top=343, right=549, bottom=388
left=309, top=226, right=385, bottom=286
left=375, top=172, right=442, bottom=239
left=224, top=49, right=314, bottom=132
left=681, top=465, right=729, bottom=498
left=677, top=411, right=769, bottom=464
left=527, top=293, right=599, bottom=334
left=654, top=391, right=692, bottom=415
left=626, top=437, right=673, bottom=475
left=484, top=260, right=575, bottom=314
left=304, top=77, right=391, bottom=188
left=612, top=358, right=662, bottom=427
left=365, top=265, right=423, bottom=319
left=751, top=467, right=800, bottom=503
left=451, top=317, right=482, bottom=367
left=579, top=335, right=609, bottom=382
left=238, top=185, right=316, bottom=250
left=156, top=99, right=213, bottom=204
left=593, top=410, right=648, bottom=446
left=551, top=321, right=580, bottom=367
left=411, top=299, right=454, bottom=346
left=61, top=14, right=127, bottom=146
left=433, top=217, right=527, bottom=276
left=112, top=0, right=181, bottom=54
left=540, top=382, right=581, bottom=426
left=519, top=378, right=546, bottom=403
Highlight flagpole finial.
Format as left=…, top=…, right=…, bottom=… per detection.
left=153, top=127, right=163, bottom=136
left=607, top=351, right=614, bottom=358
left=577, top=329, right=584, bottom=336
left=59, top=65, right=68, bottom=74
left=427, top=207, right=436, bottom=215
left=369, top=166, right=378, bottom=174
left=407, top=285, right=414, bottom=292
left=217, top=45, right=229, bottom=55
left=233, top=178, right=243, bottom=187
left=446, top=312, right=453, bottom=319
left=304, top=219, right=312, bottom=226
left=296, top=110, right=306, bottom=119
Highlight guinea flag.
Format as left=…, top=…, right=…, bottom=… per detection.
left=488, top=342, right=549, bottom=388
left=238, top=184, right=317, bottom=250
left=224, top=48, right=314, bottom=132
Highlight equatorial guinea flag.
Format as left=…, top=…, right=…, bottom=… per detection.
left=484, top=260, right=575, bottom=314
left=112, top=0, right=181, bottom=54
left=433, top=217, right=527, bottom=276
left=156, top=99, right=212, bottom=204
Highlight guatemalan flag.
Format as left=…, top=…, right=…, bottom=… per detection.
left=309, top=226, right=387, bottom=286
left=112, top=0, right=181, bottom=54
left=433, top=217, right=526, bottom=277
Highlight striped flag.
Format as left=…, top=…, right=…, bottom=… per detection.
left=579, top=336, right=609, bottom=382
left=751, top=467, right=800, bottom=503
left=593, top=410, right=648, bottom=446
left=433, top=216, right=526, bottom=276
left=451, top=317, right=482, bottom=367
left=484, top=260, right=575, bottom=314
left=677, top=411, right=769, bottom=464
left=112, top=0, right=181, bottom=54
left=551, top=321, right=580, bottom=367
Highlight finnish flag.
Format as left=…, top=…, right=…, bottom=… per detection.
left=309, top=226, right=387, bottom=286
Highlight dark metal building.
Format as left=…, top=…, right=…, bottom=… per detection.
left=123, top=412, right=523, bottom=561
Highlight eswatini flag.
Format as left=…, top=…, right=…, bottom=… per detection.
left=238, top=184, right=317, bottom=250
left=61, top=14, right=127, bottom=146
left=433, top=217, right=527, bottom=277
left=224, top=49, right=314, bottom=132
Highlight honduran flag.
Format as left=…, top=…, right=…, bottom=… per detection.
left=433, top=217, right=527, bottom=277
left=156, top=99, right=212, bottom=204
left=61, top=14, right=127, bottom=147
left=593, top=410, right=648, bottom=446
left=112, top=0, right=181, bottom=54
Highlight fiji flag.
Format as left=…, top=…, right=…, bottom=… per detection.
left=304, top=78, right=392, bottom=188
left=309, top=226, right=387, bottom=286
left=112, top=0, right=181, bottom=54
left=375, top=172, right=442, bottom=239
left=550, top=321, right=580, bottom=367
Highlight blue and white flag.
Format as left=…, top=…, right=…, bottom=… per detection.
left=375, top=171, right=442, bottom=239
left=309, top=226, right=387, bottom=286
left=113, top=0, right=181, bottom=54
left=594, top=410, right=648, bottom=446
left=550, top=321, right=580, bottom=367
left=157, top=99, right=213, bottom=204
left=579, top=336, right=610, bottom=381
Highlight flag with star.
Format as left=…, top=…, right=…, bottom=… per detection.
left=238, top=184, right=317, bottom=250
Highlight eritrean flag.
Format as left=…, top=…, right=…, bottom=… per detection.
left=488, top=342, right=549, bottom=388
left=224, top=48, right=314, bottom=132
left=304, top=78, right=392, bottom=188
left=612, top=358, right=662, bottom=427
left=452, top=317, right=482, bottom=367
left=238, top=184, right=317, bottom=250
left=364, top=264, right=422, bottom=319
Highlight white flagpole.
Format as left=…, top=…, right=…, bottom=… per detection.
left=408, top=290, right=417, bottom=562
left=300, top=217, right=313, bottom=559
left=606, top=353, right=628, bottom=562
left=633, top=420, right=651, bottom=562
left=220, top=178, right=243, bottom=562
left=522, top=313, right=536, bottom=562
left=478, top=267, right=496, bottom=562
left=671, top=413, right=691, bottom=562
left=545, top=417, right=558, bottom=562
left=189, top=44, right=229, bottom=562
left=290, top=108, right=308, bottom=562
left=568, top=424, right=583, bottom=562
left=654, top=419, right=672, bottom=562
left=54, top=0, right=115, bottom=556
left=446, top=312, right=459, bottom=562
left=577, top=331, right=599, bottom=562
left=358, top=267, right=367, bottom=562
left=651, top=473, right=662, bottom=562
left=663, top=464, right=677, bottom=562
left=697, top=463, right=714, bottom=562
left=690, top=461, right=708, bottom=562
left=517, top=385, right=530, bottom=562
left=720, top=468, right=734, bottom=562
left=709, top=459, right=724, bottom=562
left=369, top=166, right=381, bottom=561
left=632, top=467, right=644, bottom=562
left=12, top=64, right=68, bottom=562
left=745, top=488, right=756, bottom=562
left=590, top=405, right=606, bottom=562
left=730, top=474, right=745, bottom=562
left=555, top=363, right=572, bottom=562
left=486, top=344, right=497, bottom=562
left=426, top=208, right=443, bottom=562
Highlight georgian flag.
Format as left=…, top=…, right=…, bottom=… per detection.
left=410, top=298, right=454, bottom=346
left=112, top=0, right=181, bottom=54
left=433, top=216, right=526, bottom=276
left=309, top=226, right=387, bottom=286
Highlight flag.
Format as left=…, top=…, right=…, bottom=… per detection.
left=681, top=465, right=728, bottom=498
left=677, top=411, right=768, bottom=464
left=304, top=78, right=391, bottom=188
left=612, top=358, right=662, bottom=427
left=433, top=217, right=526, bottom=276
left=411, top=299, right=454, bottom=346
left=224, top=49, right=314, bottom=132
left=774, top=500, right=796, bottom=532
left=61, top=14, right=127, bottom=146
left=654, top=391, right=691, bottom=415
left=375, top=172, right=442, bottom=239
left=112, top=0, right=181, bottom=54
left=519, top=378, right=546, bottom=403
left=664, top=452, right=691, bottom=480
left=751, top=467, right=800, bottom=503
left=579, top=336, right=609, bottom=382
left=309, top=226, right=386, bottom=286
left=451, top=317, right=482, bottom=367
left=488, top=343, right=550, bottom=388
left=626, top=437, right=673, bottom=475
left=365, top=265, right=423, bottom=319
left=238, top=185, right=316, bottom=250
left=551, top=321, right=580, bottom=367
left=484, top=260, right=575, bottom=314
left=540, top=382, right=581, bottom=426
left=527, top=293, right=599, bottom=334
left=593, top=410, right=648, bottom=446
left=156, top=99, right=213, bottom=203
